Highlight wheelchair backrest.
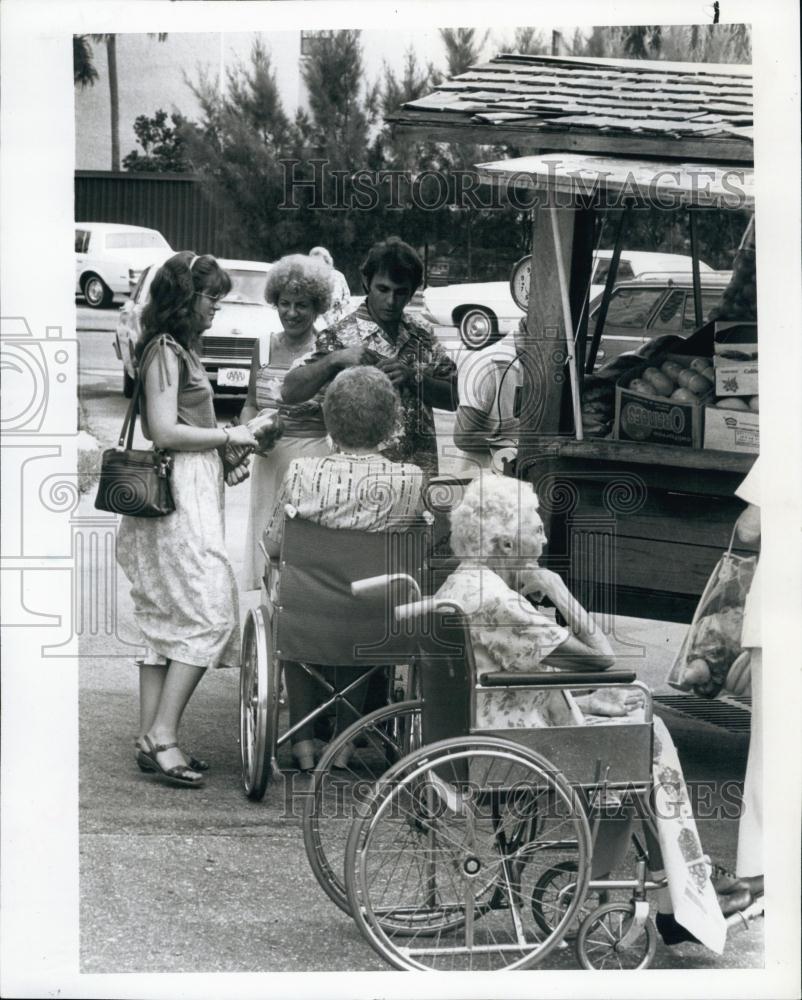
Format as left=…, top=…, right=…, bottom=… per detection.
left=274, top=515, right=430, bottom=666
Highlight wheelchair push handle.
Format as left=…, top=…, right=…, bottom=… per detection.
left=480, top=669, right=638, bottom=688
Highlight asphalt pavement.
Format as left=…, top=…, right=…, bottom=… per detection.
left=75, top=303, right=764, bottom=975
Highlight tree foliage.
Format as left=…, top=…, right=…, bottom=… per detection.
left=439, top=28, right=489, bottom=76
left=73, top=35, right=98, bottom=88
left=123, top=110, right=192, bottom=173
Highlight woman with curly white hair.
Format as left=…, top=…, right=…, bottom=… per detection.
left=240, top=254, right=335, bottom=590
left=436, top=475, right=731, bottom=954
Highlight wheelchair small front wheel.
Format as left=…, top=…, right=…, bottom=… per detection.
left=531, top=860, right=607, bottom=938
left=575, top=901, right=657, bottom=970
left=239, top=606, right=280, bottom=801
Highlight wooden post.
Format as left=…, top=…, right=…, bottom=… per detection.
left=517, top=203, right=575, bottom=477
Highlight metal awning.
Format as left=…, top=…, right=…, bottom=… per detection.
left=476, top=152, right=755, bottom=209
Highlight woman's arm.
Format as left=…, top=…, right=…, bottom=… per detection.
left=145, top=350, right=256, bottom=451
left=521, top=567, right=615, bottom=671
left=735, top=503, right=760, bottom=544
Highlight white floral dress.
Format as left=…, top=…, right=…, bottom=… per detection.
left=116, top=337, right=240, bottom=669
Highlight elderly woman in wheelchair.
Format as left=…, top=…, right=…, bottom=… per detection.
left=261, top=366, right=426, bottom=772
left=431, top=475, right=728, bottom=951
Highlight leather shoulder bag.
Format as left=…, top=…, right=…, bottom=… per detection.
left=94, top=364, right=175, bottom=517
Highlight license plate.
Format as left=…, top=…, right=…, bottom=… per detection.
left=216, top=367, right=249, bottom=388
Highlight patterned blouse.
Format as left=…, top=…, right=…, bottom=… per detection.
left=300, top=301, right=457, bottom=475
left=246, top=339, right=326, bottom=438
left=264, top=452, right=425, bottom=552
left=435, top=564, right=580, bottom=729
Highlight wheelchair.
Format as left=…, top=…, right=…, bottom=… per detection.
left=238, top=513, right=431, bottom=804
left=318, top=576, right=672, bottom=972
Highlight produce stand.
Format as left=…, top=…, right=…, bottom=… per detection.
left=390, top=55, right=758, bottom=623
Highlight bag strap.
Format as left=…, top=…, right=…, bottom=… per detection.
left=118, top=335, right=181, bottom=450
left=118, top=371, right=143, bottom=449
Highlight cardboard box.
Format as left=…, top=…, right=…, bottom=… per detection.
left=715, top=361, right=759, bottom=397
left=703, top=406, right=760, bottom=454
left=614, top=355, right=711, bottom=449
left=713, top=320, right=758, bottom=362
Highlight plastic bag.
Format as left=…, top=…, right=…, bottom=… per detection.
left=667, top=537, right=757, bottom=699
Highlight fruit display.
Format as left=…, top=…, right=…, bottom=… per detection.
left=625, top=356, right=714, bottom=400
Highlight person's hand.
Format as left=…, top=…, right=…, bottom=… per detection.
left=227, top=424, right=258, bottom=448
left=724, top=649, right=752, bottom=696
left=375, top=356, right=415, bottom=388
left=575, top=687, right=644, bottom=717
left=519, top=566, right=566, bottom=604
left=336, top=345, right=377, bottom=369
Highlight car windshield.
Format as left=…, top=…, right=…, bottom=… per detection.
left=224, top=269, right=269, bottom=305
left=105, top=231, right=169, bottom=249
left=600, top=287, right=663, bottom=328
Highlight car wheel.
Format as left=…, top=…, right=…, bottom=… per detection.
left=123, top=369, right=135, bottom=399
left=458, top=307, right=499, bottom=350
left=82, top=274, right=113, bottom=309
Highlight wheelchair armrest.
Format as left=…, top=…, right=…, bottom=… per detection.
left=479, top=670, right=637, bottom=688
left=351, top=573, right=421, bottom=600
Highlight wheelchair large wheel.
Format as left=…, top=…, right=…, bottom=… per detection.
left=303, top=699, right=423, bottom=914
left=344, top=736, right=593, bottom=971
left=239, top=606, right=280, bottom=801
left=575, top=902, right=657, bottom=970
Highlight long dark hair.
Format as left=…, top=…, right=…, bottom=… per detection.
left=136, top=251, right=231, bottom=361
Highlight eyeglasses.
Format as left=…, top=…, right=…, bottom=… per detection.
left=196, top=291, right=223, bottom=304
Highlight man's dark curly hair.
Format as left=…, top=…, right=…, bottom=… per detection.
left=323, top=367, right=399, bottom=450
left=360, top=237, right=423, bottom=294
left=137, top=251, right=231, bottom=361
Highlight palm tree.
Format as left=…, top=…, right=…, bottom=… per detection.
left=73, top=35, right=98, bottom=88
left=74, top=33, right=167, bottom=171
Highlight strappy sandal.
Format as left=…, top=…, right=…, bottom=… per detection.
left=135, top=740, right=209, bottom=773
left=137, top=736, right=205, bottom=788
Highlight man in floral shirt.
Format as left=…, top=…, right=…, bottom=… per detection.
left=282, top=237, right=458, bottom=475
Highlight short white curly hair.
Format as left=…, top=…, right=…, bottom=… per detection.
left=449, top=474, right=542, bottom=558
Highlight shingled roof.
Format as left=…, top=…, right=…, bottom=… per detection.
left=387, top=54, right=753, bottom=164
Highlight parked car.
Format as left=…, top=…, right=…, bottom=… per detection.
left=114, top=258, right=283, bottom=398
left=421, top=249, right=715, bottom=350
left=75, top=222, right=173, bottom=309
left=587, top=271, right=732, bottom=365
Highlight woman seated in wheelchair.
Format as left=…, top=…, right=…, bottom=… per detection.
left=263, top=366, right=425, bottom=771
left=436, top=475, right=730, bottom=954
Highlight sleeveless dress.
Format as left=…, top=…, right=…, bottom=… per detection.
left=240, top=340, right=331, bottom=590
left=116, top=335, right=240, bottom=668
